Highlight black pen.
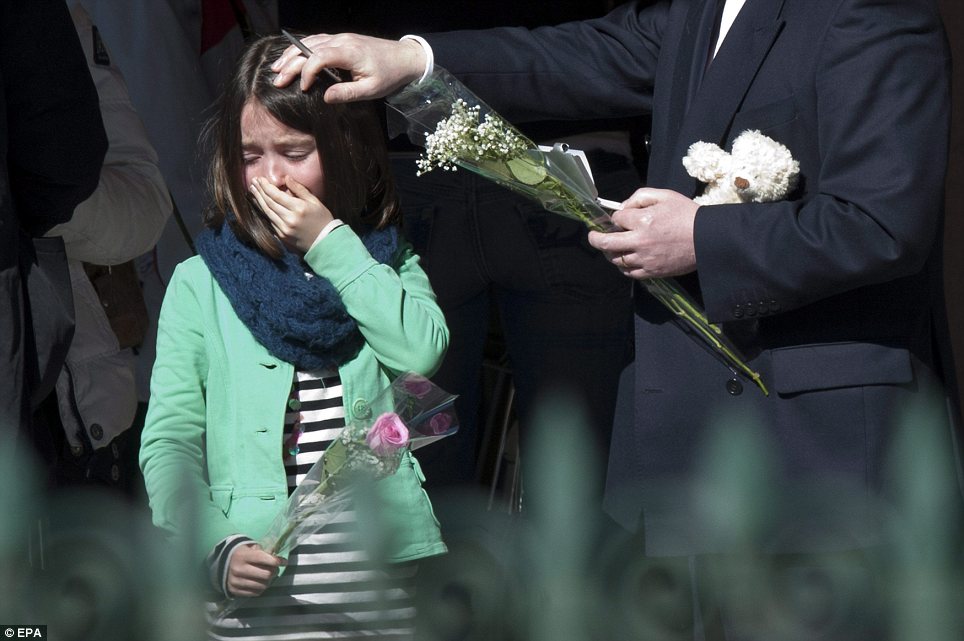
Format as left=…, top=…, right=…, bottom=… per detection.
left=281, top=30, right=342, bottom=83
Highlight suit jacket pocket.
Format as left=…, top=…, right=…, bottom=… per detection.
left=772, top=342, right=913, bottom=395
left=730, top=95, right=798, bottom=139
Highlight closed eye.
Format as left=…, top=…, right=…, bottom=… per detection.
left=283, top=148, right=313, bottom=160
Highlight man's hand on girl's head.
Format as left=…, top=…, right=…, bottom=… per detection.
left=271, top=33, right=425, bottom=102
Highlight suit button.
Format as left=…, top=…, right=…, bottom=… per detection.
left=758, top=301, right=769, bottom=314
left=726, top=378, right=743, bottom=395
left=745, top=305, right=757, bottom=317
left=770, top=299, right=781, bottom=312
left=733, top=305, right=744, bottom=319
left=90, top=423, right=104, bottom=441
left=352, top=399, right=372, bottom=419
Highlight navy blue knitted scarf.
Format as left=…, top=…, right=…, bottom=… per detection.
left=196, top=219, right=398, bottom=371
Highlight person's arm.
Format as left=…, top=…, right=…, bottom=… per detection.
left=46, top=4, right=171, bottom=265
left=139, top=262, right=240, bottom=557
left=693, top=0, right=949, bottom=323
left=271, top=32, right=426, bottom=100
left=247, top=176, right=448, bottom=376
left=0, top=0, right=107, bottom=236
left=271, top=1, right=668, bottom=122
left=422, top=1, right=667, bottom=122
left=304, top=227, right=449, bottom=377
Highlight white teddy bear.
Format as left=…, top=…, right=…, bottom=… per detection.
left=682, top=129, right=800, bottom=205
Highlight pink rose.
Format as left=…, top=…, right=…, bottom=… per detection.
left=401, top=375, right=434, bottom=399
left=428, top=412, right=453, bottom=435
left=366, top=412, right=409, bottom=456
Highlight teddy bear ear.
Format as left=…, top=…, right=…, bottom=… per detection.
left=683, top=141, right=729, bottom=181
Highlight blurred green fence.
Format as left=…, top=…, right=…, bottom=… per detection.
left=2, top=394, right=962, bottom=641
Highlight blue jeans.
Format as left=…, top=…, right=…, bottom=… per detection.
left=392, top=149, right=640, bottom=490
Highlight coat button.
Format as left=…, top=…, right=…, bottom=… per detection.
left=770, top=300, right=781, bottom=312
left=726, top=378, right=743, bottom=395
left=71, top=445, right=85, bottom=458
left=745, top=305, right=757, bottom=317
left=90, top=423, right=104, bottom=440
left=110, top=465, right=121, bottom=482
left=352, top=399, right=372, bottom=419
left=733, top=305, right=744, bottom=319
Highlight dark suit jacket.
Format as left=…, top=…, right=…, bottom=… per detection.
left=427, top=0, right=958, bottom=555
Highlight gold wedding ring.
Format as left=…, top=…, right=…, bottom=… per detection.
left=620, top=255, right=628, bottom=268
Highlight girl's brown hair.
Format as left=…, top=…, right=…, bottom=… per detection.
left=202, top=34, right=399, bottom=258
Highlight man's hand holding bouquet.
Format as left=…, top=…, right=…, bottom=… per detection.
left=386, top=68, right=800, bottom=395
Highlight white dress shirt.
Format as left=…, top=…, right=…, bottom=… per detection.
left=713, top=0, right=748, bottom=58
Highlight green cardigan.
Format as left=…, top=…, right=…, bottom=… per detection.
left=140, top=225, right=449, bottom=563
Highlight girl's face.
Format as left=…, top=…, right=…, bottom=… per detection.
left=240, top=98, right=325, bottom=199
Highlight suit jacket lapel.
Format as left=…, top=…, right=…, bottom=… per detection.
left=649, top=0, right=710, bottom=189
left=660, top=0, right=787, bottom=195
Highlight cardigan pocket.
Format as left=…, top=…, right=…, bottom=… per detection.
left=210, top=486, right=233, bottom=515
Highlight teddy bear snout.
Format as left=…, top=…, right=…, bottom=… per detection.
left=734, top=177, right=750, bottom=190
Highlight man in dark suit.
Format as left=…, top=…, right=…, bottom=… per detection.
left=273, top=1, right=961, bottom=637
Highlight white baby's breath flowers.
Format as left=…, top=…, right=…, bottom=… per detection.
left=416, top=99, right=529, bottom=175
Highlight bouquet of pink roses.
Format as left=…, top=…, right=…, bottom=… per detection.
left=215, top=372, right=457, bottom=620
left=261, top=371, right=457, bottom=559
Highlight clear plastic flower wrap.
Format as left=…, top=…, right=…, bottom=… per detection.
left=386, top=67, right=768, bottom=394
left=262, top=371, right=457, bottom=558
left=387, top=67, right=617, bottom=232
left=215, top=371, right=458, bottom=619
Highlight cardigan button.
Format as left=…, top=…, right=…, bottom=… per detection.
left=352, top=399, right=372, bottom=419
left=287, top=398, right=302, bottom=411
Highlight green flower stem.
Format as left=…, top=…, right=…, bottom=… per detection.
left=643, top=278, right=769, bottom=396
left=266, top=467, right=342, bottom=556
left=424, top=108, right=768, bottom=394
left=524, top=167, right=767, bottom=395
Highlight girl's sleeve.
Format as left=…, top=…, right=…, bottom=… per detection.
left=138, top=262, right=240, bottom=559
left=303, top=226, right=449, bottom=376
